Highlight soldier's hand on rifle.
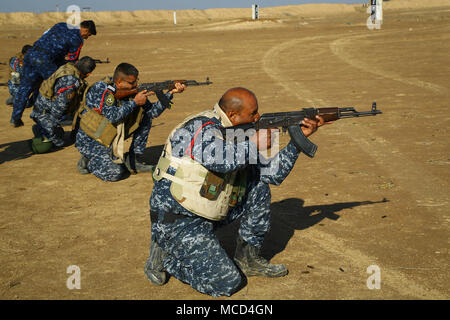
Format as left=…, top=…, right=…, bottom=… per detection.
left=301, top=116, right=321, bottom=137
left=134, top=90, right=153, bottom=106
left=301, top=115, right=332, bottom=137
left=170, top=82, right=186, bottom=94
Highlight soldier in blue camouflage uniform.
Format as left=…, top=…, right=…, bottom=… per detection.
left=145, top=87, right=327, bottom=297
left=29, top=56, right=96, bottom=152
left=75, top=63, right=186, bottom=182
left=10, top=20, right=96, bottom=127
left=6, top=45, right=33, bottom=106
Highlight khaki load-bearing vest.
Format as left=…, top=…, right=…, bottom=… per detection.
left=77, top=77, right=145, bottom=162
left=8, top=52, right=23, bottom=85
left=39, top=62, right=87, bottom=115
left=153, top=104, right=247, bottom=221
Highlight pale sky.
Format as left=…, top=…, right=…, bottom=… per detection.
left=1, top=1, right=367, bottom=13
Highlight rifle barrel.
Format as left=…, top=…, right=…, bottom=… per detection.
left=337, top=102, right=382, bottom=118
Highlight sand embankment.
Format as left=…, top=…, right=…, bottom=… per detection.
left=0, top=0, right=449, bottom=28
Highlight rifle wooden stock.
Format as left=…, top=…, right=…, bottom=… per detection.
left=113, top=88, right=138, bottom=100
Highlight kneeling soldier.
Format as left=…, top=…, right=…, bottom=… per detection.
left=30, top=56, right=96, bottom=153
left=74, top=62, right=186, bottom=182
left=145, top=87, right=327, bottom=297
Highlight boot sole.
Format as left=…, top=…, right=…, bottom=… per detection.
left=234, top=259, right=288, bottom=278
left=145, top=269, right=167, bottom=286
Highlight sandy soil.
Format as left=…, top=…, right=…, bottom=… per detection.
left=0, top=2, right=449, bottom=300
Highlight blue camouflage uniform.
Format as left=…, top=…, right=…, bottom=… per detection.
left=147, top=114, right=302, bottom=297
left=30, top=74, right=82, bottom=147
left=12, top=23, right=84, bottom=122
left=75, top=78, right=172, bottom=182
left=8, top=55, right=35, bottom=108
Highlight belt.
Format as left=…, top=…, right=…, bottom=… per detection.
left=32, top=46, right=50, bottom=56
left=150, top=211, right=193, bottom=224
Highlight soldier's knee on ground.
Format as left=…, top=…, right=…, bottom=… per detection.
left=91, top=165, right=129, bottom=182
left=205, top=266, right=242, bottom=297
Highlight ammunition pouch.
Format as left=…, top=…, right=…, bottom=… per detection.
left=79, top=107, right=117, bottom=147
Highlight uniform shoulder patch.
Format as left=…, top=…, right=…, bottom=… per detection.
left=105, top=92, right=115, bottom=106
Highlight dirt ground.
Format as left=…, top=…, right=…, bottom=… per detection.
left=0, top=5, right=449, bottom=300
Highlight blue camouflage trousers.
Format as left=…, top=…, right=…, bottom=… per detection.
left=12, top=51, right=58, bottom=121
left=31, top=108, right=64, bottom=147
left=149, top=178, right=271, bottom=297
left=8, top=80, right=37, bottom=109
left=76, top=115, right=153, bottom=181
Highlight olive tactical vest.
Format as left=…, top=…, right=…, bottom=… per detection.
left=78, top=77, right=144, bottom=148
left=153, top=104, right=247, bottom=221
left=39, top=62, right=87, bottom=115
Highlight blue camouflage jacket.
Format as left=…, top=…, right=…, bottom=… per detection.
left=150, top=113, right=302, bottom=217
left=32, top=22, right=83, bottom=65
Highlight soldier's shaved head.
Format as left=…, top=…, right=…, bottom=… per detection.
left=218, top=87, right=260, bottom=126
left=218, top=87, right=257, bottom=113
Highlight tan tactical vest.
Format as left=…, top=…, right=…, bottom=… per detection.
left=153, top=104, right=247, bottom=221
left=39, top=62, right=87, bottom=115
left=77, top=77, right=144, bottom=162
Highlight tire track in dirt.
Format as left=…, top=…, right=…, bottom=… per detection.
left=262, top=34, right=335, bottom=106
left=330, top=33, right=448, bottom=94
left=297, top=230, right=446, bottom=299
left=262, top=33, right=448, bottom=299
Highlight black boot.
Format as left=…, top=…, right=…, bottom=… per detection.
left=234, top=237, right=288, bottom=278
left=144, top=239, right=167, bottom=286
left=5, top=96, right=13, bottom=106
left=125, top=152, right=155, bottom=174
left=10, top=118, right=24, bottom=127
left=77, top=155, right=90, bottom=175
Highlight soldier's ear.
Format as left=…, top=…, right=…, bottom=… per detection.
left=114, top=77, right=122, bottom=87
left=226, top=110, right=238, bottom=125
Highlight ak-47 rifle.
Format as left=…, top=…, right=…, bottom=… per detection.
left=0, top=62, right=7, bottom=65
left=114, top=77, right=213, bottom=102
left=0, top=83, right=8, bottom=86
left=93, top=58, right=110, bottom=64
left=225, top=102, right=382, bottom=158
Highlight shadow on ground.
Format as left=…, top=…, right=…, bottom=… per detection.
left=0, top=131, right=75, bottom=164
left=216, top=197, right=388, bottom=260
left=142, top=144, right=165, bottom=165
